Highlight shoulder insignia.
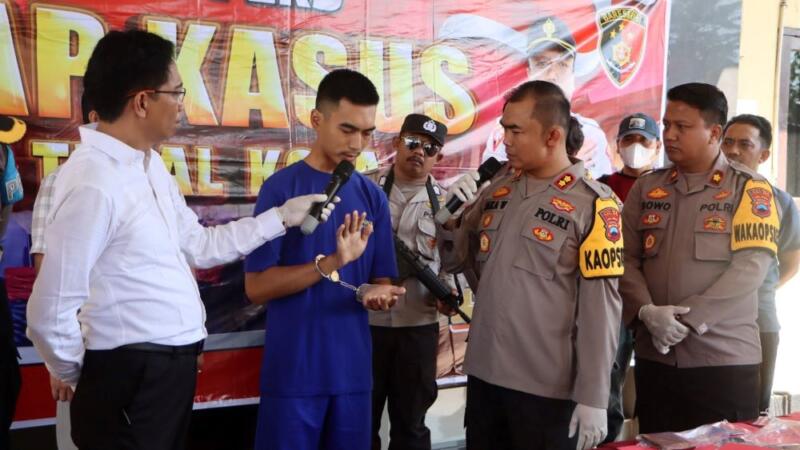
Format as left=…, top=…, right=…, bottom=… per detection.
left=579, top=197, right=625, bottom=279
left=710, top=170, right=724, bottom=186
left=554, top=173, right=577, bottom=190
left=731, top=179, right=780, bottom=255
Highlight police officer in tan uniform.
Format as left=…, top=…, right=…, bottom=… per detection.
left=440, top=81, right=622, bottom=450
left=367, top=114, right=456, bottom=450
left=620, top=83, right=778, bottom=433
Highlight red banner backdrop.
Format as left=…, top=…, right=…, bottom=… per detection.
left=0, top=0, right=669, bottom=425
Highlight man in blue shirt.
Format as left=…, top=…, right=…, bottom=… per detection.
left=244, top=69, right=404, bottom=450
left=721, top=114, right=800, bottom=414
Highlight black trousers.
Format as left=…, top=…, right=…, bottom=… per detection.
left=759, top=332, right=780, bottom=413
left=465, top=376, right=577, bottom=450
left=71, top=343, right=200, bottom=450
left=0, top=279, right=20, bottom=450
left=604, top=324, right=633, bottom=444
left=634, top=358, right=760, bottom=434
left=371, top=323, right=439, bottom=450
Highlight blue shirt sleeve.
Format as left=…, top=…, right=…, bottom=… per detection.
left=368, top=186, right=398, bottom=280
left=244, top=181, right=287, bottom=273
left=778, top=188, right=800, bottom=253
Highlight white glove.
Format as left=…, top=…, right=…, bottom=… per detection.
left=446, top=171, right=485, bottom=217
left=276, top=194, right=339, bottom=228
left=569, top=404, right=607, bottom=450
left=638, top=304, right=691, bottom=350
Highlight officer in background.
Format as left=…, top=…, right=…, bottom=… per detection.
left=721, top=114, right=800, bottom=414
left=620, top=83, right=777, bottom=433
left=0, top=114, right=25, bottom=448
left=483, top=15, right=614, bottom=179
left=368, top=113, right=456, bottom=450
left=440, top=80, right=622, bottom=450
left=597, top=112, right=661, bottom=443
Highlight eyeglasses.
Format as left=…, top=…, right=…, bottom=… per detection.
left=402, top=136, right=441, bottom=157
left=127, top=88, right=187, bottom=102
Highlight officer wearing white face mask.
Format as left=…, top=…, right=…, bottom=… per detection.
left=597, top=112, right=661, bottom=443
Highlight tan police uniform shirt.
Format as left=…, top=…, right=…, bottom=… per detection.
left=439, top=159, right=623, bottom=408
left=620, top=152, right=777, bottom=367
left=367, top=167, right=453, bottom=327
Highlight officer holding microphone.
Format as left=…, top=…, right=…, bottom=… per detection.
left=439, top=80, right=622, bottom=450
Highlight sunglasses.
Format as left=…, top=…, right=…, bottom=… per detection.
left=402, top=136, right=441, bottom=157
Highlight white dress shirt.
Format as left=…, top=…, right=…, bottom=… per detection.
left=27, top=125, right=286, bottom=384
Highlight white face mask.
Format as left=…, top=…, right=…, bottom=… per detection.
left=619, top=143, right=654, bottom=169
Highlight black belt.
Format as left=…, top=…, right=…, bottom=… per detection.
left=117, top=340, right=204, bottom=356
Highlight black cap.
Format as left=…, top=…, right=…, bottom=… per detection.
left=400, top=114, right=447, bottom=146
left=617, top=113, right=659, bottom=141
left=527, top=16, right=576, bottom=58
left=0, top=115, right=26, bottom=144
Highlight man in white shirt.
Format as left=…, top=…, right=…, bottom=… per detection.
left=26, top=29, right=336, bottom=450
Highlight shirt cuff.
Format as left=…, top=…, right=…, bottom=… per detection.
left=256, top=208, right=287, bottom=241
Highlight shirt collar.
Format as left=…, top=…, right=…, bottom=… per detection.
left=79, top=125, right=148, bottom=167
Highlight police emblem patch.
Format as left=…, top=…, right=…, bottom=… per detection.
left=644, top=233, right=656, bottom=250
left=641, top=213, right=661, bottom=226
left=481, top=213, right=494, bottom=228
left=714, top=190, right=732, bottom=200
left=599, top=207, right=622, bottom=242
left=550, top=196, right=575, bottom=213
left=492, top=186, right=511, bottom=199
left=747, top=187, right=773, bottom=218
left=647, top=187, right=669, bottom=200
left=479, top=231, right=491, bottom=253
left=532, top=227, right=554, bottom=242
left=423, top=120, right=437, bottom=133
left=703, top=215, right=726, bottom=232
left=597, top=6, right=648, bottom=88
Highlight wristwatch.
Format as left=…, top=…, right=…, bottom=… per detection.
left=314, top=254, right=363, bottom=300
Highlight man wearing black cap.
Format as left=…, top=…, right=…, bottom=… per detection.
left=598, top=112, right=660, bottom=443
left=368, top=113, right=456, bottom=450
left=484, top=16, right=614, bottom=179
left=0, top=114, right=25, bottom=448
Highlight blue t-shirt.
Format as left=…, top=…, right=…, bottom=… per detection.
left=244, top=160, right=397, bottom=396
left=757, top=187, right=800, bottom=332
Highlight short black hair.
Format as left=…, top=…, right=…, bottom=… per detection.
left=666, top=82, right=728, bottom=127
left=724, top=114, right=773, bottom=149
left=80, top=91, right=92, bottom=124
left=315, top=69, right=379, bottom=111
left=83, top=30, right=175, bottom=122
left=503, top=80, right=583, bottom=152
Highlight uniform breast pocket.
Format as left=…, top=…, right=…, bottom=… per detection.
left=476, top=211, right=505, bottom=262
left=513, top=218, right=568, bottom=280
left=694, top=214, right=732, bottom=262
left=415, top=216, right=438, bottom=261
left=637, top=211, right=670, bottom=258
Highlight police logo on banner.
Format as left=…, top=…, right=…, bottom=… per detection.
left=596, top=6, right=648, bottom=88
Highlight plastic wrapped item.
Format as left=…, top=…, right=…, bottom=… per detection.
left=741, top=418, right=800, bottom=448
left=638, top=421, right=747, bottom=449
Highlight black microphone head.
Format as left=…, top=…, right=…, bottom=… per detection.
left=477, top=157, right=504, bottom=182
left=333, top=160, right=356, bottom=181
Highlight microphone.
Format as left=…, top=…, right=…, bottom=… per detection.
left=301, top=160, right=356, bottom=235
left=435, top=157, right=504, bottom=224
